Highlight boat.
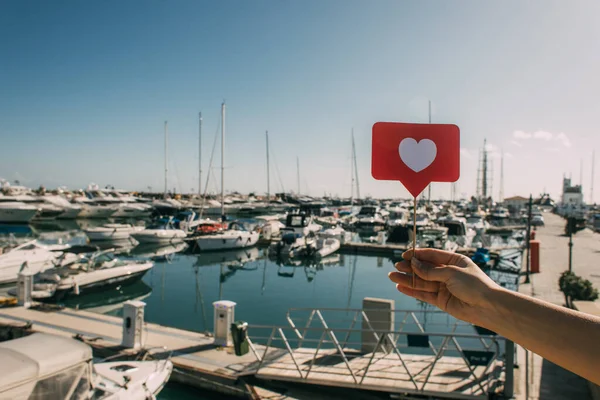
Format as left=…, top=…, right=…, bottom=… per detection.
left=60, top=280, right=153, bottom=314
left=73, top=197, right=117, bottom=219
left=0, top=201, right=38, bottom=223
left=195, top=221, right=259, bottom=251
left=436, top=215, right=476, bottom=247
left=0, top=240, right=77, bottom=284
left=0, top=332, right=172, bottom=399
left=3, top=195, right=65, bottom=220
left=131, top=218, right=186, bottom=244
left=41, top=195, right=82, bottom=219
left=466, top=214, right=490, bottom=232
left=321, top=225, right=352, bottom=243
left=386, top=206, right=409, bottom=227
left=27, top=249, right=154, bottom=299
left=85, top=223, right=145, bottom=241
left=193, top=103, right=259, bottom=252
left=353, top=206, right=387, bottom=233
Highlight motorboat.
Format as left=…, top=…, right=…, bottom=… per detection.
left=254, top=215, right=285, bottom=240
left=386, top=206, right=409, bottom=227
left=27, top=249, right=154, bottom=299
left=291, top=237, right=340, bottom=259
left=436, top=215, right=476, bottom=248
left=2, top=195, right=65, bottom=220
left=193, top=246, right=260, bottom=267
left=270, top=230, right=340, bottom=260
left=466, top=214, right=490, bottom=232
left=194, top=221, right=259, bottom=251
left=73, top=197, right=118, bottom=219
left=490, top=207, right=510, bottom=220
left=85, top=223, right=145, bottom=241
left=0, top=240, right=77, bottom=284
left=321, top=226, right=352, bottom=243
left=60, top=280, right=153, bottom=314
left=41, top=195, right=82, bottom=219
left=0, top=201, right=39, bottom=223
left=313, top=208, right=341, bottom=229
left=152, top=198, right=184, bottom=216
left=353, top=206, right=387, bottom=233
left=131, top=218, right=187, bottom=244
left=0, top=332, right=172, bottom=399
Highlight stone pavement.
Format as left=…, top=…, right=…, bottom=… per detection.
left=515, top=211, right=598, bottom=400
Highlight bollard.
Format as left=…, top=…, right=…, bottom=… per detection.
left=17, top=263, right=33, bottom=309
left=122, top=300, right=146, bottom=350
left=530, top=230, right=536, bottom=240
left=530, top=240, right=540, bottom=273
left=361, top=297, right=394, bottom=353
left=213, top=300, right=236, bottom=346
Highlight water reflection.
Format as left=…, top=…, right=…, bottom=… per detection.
left=59, top=280, right=152, bottom=315
left=131, top=242, right=189, bottom=261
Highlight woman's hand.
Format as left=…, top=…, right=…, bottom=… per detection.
left=388, top=248, right=502, bottom=325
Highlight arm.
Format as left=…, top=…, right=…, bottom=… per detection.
left=389, top=248, right=600, bottom=385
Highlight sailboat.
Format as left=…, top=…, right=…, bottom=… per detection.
left=195, top=103, right=259, bottom=251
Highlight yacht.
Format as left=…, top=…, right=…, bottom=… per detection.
left=0, top=333, right=172, bottom=399
left=72, top=196, right=117, bottom=219
left=42, top=194, right=82, bottom=219
left=130, top=218, right=187, bottom=244
left=386, top=206, right=409, bottom=227
left=85, top=223, right=145, bottom=241
left=436, top=215, right=476, bottom=247
left=466, top=214, right=489, bottom=232
left=490, top=207, right=510, bottom=220
left=195, top=221, right=259, bottom=251
left=28, top=249, right=154, bottom=299
left=354, top=206, right=387, bottom=233
left=0, top=240, right=77, bottom=284
left=0, top=195, right=64, bottom=220
left=0, top=201, right=39, bottom=223
left=321, top=226, right=353, bottom=243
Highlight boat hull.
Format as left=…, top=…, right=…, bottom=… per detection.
left=195, top=231, right=259, bottom=251
left=0, top=208, right=38, bottom=223
left=131, top=230, right=186, bottom=244
left=77, top=206, right=116, bottom=219
left=56, top=208, right=81, bottom=219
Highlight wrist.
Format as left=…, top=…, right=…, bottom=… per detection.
left=473, top=285, right=514, bottom=334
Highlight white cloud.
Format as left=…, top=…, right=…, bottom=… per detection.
left=510, top=140, right=523, bottom=147
left=513, top=130, right=532, bottom=139
left=555, top=132, right=571, bottom=148
left=533, top=130, right=553, bottom=140
left=511, top=130, right=572, bottom=148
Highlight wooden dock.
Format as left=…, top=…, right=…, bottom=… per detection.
left=255, top=347, right=504, bottom=399
left=0, top=305, right=273, bottom=398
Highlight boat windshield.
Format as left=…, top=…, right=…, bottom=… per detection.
left=467, top=216, right=482, bottom=223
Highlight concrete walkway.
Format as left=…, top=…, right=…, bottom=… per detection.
left=516, top=211, right=598, bottom=400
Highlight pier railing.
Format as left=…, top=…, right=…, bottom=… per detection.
left=246, top=307, right=514, bottom=399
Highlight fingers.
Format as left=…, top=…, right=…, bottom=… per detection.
left=394, top=260, right=412, bottom=274
left=388, top=271, right=440, bottom=293
left=402, top=248, right=469, bottom=267
left=394, top=284, right=438, bottom=306
left=411, top=258, right=454, bottom=283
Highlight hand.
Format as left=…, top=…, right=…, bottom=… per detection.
left=388, top=248, right=502, bottom=325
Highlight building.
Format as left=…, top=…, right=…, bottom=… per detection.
left=504, top=196, right=529, bottom=213
left=561, top=177, right=584, bottom=206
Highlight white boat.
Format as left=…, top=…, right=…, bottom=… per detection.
left=466, top=214, right=490, bottom=232
left=111, top=203, right=153, bottom=219
left=41, top=195, right=82, bottom=219
left=0, top=240, right=77, bottom=284
left=3, top=195, right=65, bottom=220
left=0, top=332, right=172, bottom=399
left=85, top=223, right=144, bottom=241
left=73, top=197, right=118, bottom=219
left=0, top=201, right=38, bottom=223
left=321, top=226, right=352, bottom=243
left=131, top=218, right=187, bottom=244
left=29, top=250, right=154, bottom=299
left=354, top=206, right=387, bottom=232
left=437, top=215, right=476, bottom=247
left=195, top=221, right=259, bottom=251
left=386, top=206, right=409, bottom=227
left=130, top=242, right=188, bottom=259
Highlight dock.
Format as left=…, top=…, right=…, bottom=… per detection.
left=0, top=305, right=267, bottom=397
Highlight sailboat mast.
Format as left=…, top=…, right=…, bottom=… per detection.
left=350, top=129, right=355, bottom=206
left=352, top=132, right=360, bottom=200
left=266, top=131, right=270, bottom=204
left=591, top=151, right=595, bottom=204
left=164, top=121, right=168, bottom=198
left=220, top=102, right=225, bottom=217
left=297, top=156, right=300, bottom=195
left=198, top=112, right=202, bottom=197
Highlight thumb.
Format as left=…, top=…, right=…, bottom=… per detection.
left=412, top=257, right=453, bottom=283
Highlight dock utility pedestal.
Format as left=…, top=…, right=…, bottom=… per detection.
left=213, top=300, right=236, bottom=346
left=122, top=300, right=146, bottom=350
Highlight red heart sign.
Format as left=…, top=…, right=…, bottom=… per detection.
left=371, top=122, right=460, bottom=197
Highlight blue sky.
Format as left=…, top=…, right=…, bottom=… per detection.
left=1, top=0, right=599, bottom=201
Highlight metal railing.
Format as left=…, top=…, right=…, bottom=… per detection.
left=246, top=307, right=513, bottom=399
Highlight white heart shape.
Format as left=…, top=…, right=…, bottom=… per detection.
left=399, top=138, right=437, bottom=173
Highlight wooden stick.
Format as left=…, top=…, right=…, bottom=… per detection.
left=412, top=196, right=417, bottom=288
